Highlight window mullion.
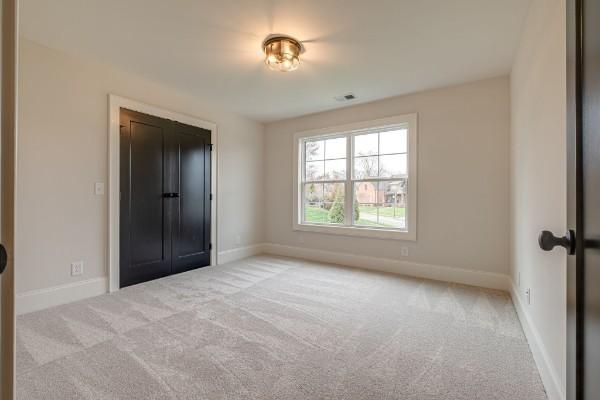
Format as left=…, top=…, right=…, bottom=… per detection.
left=344, top=133, right=353, bottom=226
left=300, top=140, right=306, bottom=224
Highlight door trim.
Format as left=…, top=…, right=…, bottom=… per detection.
left=108, top=95, right=218, bottom=292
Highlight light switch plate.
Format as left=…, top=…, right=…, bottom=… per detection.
left=95, top=182, right=105, bottom=195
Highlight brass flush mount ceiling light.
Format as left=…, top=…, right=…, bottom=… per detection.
left=262, top=34, right=304, bottom=72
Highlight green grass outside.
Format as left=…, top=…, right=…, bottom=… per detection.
left=304, top=205, right=330, bottom=223
left=354, top=218, right=390, bottom=227
left=304, top=205, right=405, bottom=227
left=359, top=205, right=405, bottom=218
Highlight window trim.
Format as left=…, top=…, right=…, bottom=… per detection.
left=292, top=113, right=418, bottom=241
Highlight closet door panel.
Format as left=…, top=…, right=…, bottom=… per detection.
left=171, top=122, right=211, bottom=273
left=120, top=109, right=172, bottom=287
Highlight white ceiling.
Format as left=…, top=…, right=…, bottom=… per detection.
left=20, top=0, right=531, bottom=123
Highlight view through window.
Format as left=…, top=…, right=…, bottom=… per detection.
left=300, top=122, right=412, bottom=233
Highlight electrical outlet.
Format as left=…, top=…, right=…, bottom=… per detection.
left=71, top=261, right=84, bottom=276
left=400, top=247, right=409, bottom=257
left=94, top=182, right=105, bottom=195
left=525, top=288, right=531, bottom=305
left=235, top=235, right=241, bottom=245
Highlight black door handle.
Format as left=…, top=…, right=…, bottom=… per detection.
left=0, top=244, right=7, bottom=275
left=539, top=230, right=575, bottom=255
left=163, top=193, right=180, bottom=198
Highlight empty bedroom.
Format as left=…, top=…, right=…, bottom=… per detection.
left=1, top=0, right=596, bottom=399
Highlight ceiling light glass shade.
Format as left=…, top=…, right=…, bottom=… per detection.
left=263, top=36, right=302, bottom=72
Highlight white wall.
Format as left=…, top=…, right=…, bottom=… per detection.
left=264, top=77, right=510, bottom=279
left=16, top=39, right=265, bottom=294
left=510, top=0, right=566, bottom=399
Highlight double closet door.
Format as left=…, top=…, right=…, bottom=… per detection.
left=120, top=108, right=211, bottom=288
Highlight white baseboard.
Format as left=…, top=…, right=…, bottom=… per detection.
left=14, top=243, right=508, bottom=312
left=218, top=244, right=266, bottom=265
left=16, top=243, right=266, bottom=315
left=262, top=243, right=510, bottom=291
left=16, top=277, right=108, bottom=315
left=510, top=282, right=565, bottom=400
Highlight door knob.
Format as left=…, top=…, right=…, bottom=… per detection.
left=0, top=244, right=7, bottom=275
left=538, top=230, right=575, bottom=255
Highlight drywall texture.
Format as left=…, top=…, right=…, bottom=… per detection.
left=17, top=39, right=265, bottom=293
left=510, top=0, right=567, bottom=397
left=265, top=77, right=510, bottom=276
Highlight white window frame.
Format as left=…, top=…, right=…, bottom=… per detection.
left=293, top=113, right=417, bottom=241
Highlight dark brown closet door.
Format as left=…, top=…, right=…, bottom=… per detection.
left=170, top=122, right=211, bottom=274
left=120, top=109, right=172, bottom=287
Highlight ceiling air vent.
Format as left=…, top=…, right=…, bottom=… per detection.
left=334, top=93, right=356, bottom=102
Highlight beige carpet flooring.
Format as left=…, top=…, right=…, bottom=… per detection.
left=16, top=255, right=546, bottom=399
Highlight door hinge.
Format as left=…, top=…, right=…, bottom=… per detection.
left=209, top=144, right=214, bottom=151
left=209, top=243, right=212, bottom=250
left=210, top=193, right=213, bottom=201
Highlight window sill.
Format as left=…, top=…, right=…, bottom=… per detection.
left=293, top=223, right=416, bottom=241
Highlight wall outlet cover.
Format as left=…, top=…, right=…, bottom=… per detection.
left=400, top=247, right=409, bottom=257
left=71, top=261, right=84, bottom=276
left=94, top=182, right=105, bottom=195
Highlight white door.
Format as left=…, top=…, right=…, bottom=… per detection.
left=0, top=0, right=17, bottom=398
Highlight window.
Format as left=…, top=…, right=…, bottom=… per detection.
left=293, top=114, right=417, bottom=240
